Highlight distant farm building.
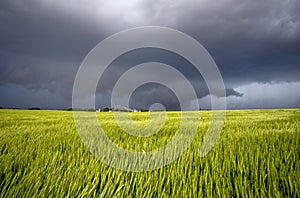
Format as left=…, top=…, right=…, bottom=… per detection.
left=112, top=105, right=137, bottom=112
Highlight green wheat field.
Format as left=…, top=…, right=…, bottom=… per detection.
left=0, top=109, right=299, bottom=197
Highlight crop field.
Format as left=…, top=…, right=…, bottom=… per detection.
left=0, top=109, right=299, bottom=197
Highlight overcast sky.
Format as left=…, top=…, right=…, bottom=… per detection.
left=0, top=0, right=299, bottom=110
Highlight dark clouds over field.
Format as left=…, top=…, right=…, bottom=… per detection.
left=0, top=0, right=299, bottom=109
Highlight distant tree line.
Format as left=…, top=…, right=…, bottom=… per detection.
left=28, top=107, right=41, bottom=110
left=64, top=107, right=157, bottom=112
left=0, top=106, right=42, bottom=110
left=65, top=108, right=95, bottom=112
left=102, top=107, right=111, bottom=112
left=0, top=106, right=166, bottom=112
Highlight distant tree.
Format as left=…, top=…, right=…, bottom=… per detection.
left=0, top=106, right=3, bottom=109
left=64, top=108, right=96, bottom=112
left=141, top=109, right=149, bottom=112
left=102, top=107, right=110, bottom=112
left=28, top=107, right=41, bottom=110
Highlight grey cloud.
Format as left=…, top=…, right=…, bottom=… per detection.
left=129, top=83, right=180, bottom=110
left=226, top=82, right=300, bottom=109
left=0, top=0, right=299, bottom=109
left=226, top=88, right=243, bottom=97
left=142, top=0, right=300, bottom=85
left=128, top=84, right=243, bottom=110
left=0, top=0, right=110, bottom=101
left=0, top=83, right=68, bottom=109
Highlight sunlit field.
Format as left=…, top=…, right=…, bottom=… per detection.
left=0, top=109, right=299, bottom=197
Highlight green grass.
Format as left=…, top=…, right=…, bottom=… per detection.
left=0, top=109, right=299, bottom=197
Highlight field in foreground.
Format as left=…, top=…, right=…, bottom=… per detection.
left=0, top=109, right=299, bottom=197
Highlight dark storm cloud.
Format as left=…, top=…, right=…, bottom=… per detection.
left=168, top=0, right=300, bottom=85
left=0, top=0, right=112, bottom=106
left=0, top=0, right=299, bottom=109
left=96, top=48, right=243, bottom=109
left=0, top=0, right=112, bottom=86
